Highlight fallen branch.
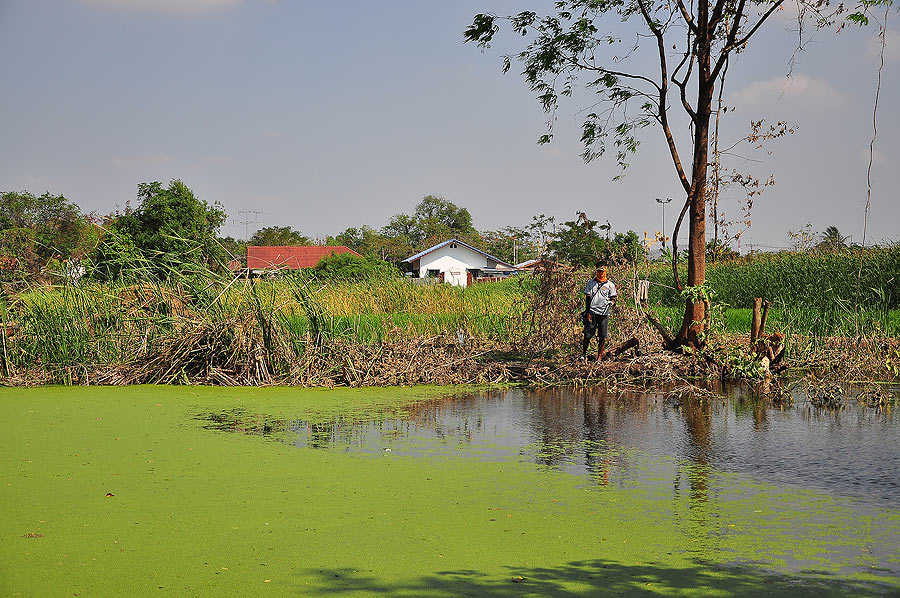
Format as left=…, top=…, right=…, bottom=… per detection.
left=645, top=311, right=675, bottom=348
left=605, top=337, right=640, bottom=359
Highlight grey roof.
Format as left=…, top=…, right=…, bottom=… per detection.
left=402, top=238, right=516, bottom=269
left=514, top=258, right=540, bottom=269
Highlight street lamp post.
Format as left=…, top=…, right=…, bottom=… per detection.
left=655, top=197, right=672, bottom=249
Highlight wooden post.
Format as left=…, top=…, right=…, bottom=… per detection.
left=750, top=298, right=762, bottom=343
left=759, top=300, right=770, bottom=336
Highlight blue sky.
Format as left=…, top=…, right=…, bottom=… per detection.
left=1, top=0, right=897, bottom=251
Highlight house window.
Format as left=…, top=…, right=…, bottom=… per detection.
left=426, top=269, right=439, bottom=278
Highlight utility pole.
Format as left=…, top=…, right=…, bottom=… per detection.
left=655, top=198, right=672, bottom=249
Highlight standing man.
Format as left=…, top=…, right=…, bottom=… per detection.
left=581, top=263, right=617, bottom=361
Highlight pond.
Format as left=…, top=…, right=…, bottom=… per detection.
left=1, top=384, right=898, bottom=597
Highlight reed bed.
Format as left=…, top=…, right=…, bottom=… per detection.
left=0, top=272, right=534, bottom=386
left=646, top=245, right=899, bottom=307
left=643, top=245, right=900, bottom=338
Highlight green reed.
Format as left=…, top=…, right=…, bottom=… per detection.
left=644, top=245, right=899, bottom=337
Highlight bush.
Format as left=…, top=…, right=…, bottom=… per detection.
left=311, top=252, right=399, bottom=280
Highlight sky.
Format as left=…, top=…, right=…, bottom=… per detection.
left=1, top=0, right=897, bottom=252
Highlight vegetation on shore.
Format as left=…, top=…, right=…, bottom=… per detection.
left=1, top=243, right=897, bottom=387
left=643, top=246, right=900, bottom=342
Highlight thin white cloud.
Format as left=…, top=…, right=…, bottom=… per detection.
left=81, top=0, right=240, bottom=15
left=727, top=74, right=845, bottom=112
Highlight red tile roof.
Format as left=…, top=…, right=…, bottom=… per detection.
left=246, top=246, right=361, bottom=270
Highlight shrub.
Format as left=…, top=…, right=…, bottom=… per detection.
left=312, top=252, right=399, bottom=281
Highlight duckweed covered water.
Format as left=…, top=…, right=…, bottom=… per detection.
left=1, top=385, right=898, bottom=597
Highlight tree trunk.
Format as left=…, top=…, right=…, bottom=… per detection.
left=674, top=25, right=714, bottom=350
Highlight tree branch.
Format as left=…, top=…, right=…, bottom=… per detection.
left=636, top=0, right=692, bottom=194
left=714, top=0, right=784, bottom=79
left=671, top=49, right=697, bottom=123
left=708, top=0, right=730, bottom=34
left=570, top=58, right=663, bottom=92
left=675, top=0, right=700, bottom=34
left=671, top=197, right=690, bottom=291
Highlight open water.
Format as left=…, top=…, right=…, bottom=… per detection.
left=202, top=384, right=900, bottom=510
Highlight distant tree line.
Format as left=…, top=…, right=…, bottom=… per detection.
left=4, top=178, right=863, bottom=283
left=325, top=195, right=648, bottom=269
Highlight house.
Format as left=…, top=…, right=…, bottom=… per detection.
left=246, top=245, right=361, bottom=275
left=402, top=239, right=517, bottom=287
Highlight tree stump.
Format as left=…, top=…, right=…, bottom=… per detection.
left=750, top=298, right=763, bottom=343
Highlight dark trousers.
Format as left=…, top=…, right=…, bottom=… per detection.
left=582, top=312, right=609, bottom=356
left=583, top=312, right=609, bottom=341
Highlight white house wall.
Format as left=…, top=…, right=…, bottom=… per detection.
left=418, top=245, right=497, bottom=287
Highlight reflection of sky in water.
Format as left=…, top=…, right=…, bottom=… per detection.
left=281, top=387, right=900, bottom=509
left=198, top=386, right=900, bottom=579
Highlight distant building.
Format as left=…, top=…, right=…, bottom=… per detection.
left=402, top=239, right=516, bottom=287
left=514, top=257, right=570, bottom=271
left=246, top=245, right=361, bottom=275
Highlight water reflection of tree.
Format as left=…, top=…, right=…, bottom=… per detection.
left=731, top=381, right=768, bottom=431
left=680, top=397, right=711, bottom=504
left=521, top=388, right=634, bottom=486
left=531, top=390, right=587, bottom=468
left=673, top=395, right=725, bottom=560
left=405, top=394, right=488, bottom=444
left=581, top=393, right=610, bottom=485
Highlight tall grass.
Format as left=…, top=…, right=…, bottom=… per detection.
left=652, top=305, right=900, bottom=338
left=646, top=245, right=899, bottom=308
left=230, top=274, right=526, bottom=342
left=643, top=245, right=899, bottom=337
left=0, top=268, right=528, bottom=383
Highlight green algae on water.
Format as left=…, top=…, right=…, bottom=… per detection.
left=1, top=386, right=898, bottom=597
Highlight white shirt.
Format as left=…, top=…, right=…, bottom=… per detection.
left=585, top=278, right=617, bottom=316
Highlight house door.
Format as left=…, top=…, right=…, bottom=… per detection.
left=438, top=272, right=445, bottom=283
left=466, top=271, right=473, bottom=286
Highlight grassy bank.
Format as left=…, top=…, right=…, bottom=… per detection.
left=1, top=248, right=898, bottom=386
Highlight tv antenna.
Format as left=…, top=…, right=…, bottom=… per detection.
left=235, top=210, right=264, bottom=241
